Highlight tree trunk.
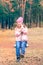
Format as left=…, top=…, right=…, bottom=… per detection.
left=8, top=15, right=10, bottom=29
left=41, top=13, right=42, bottom=27
left=38, top=14, right=39, bottom=27
left=29, top=4, right=32, bottom=28
left=22, top=0, right=26, bottom=18
left=1, top=16, right=4, bottom=29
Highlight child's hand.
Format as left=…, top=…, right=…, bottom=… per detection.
left=21, top=32, right=23, bottom=34
left=16, top=34, right=20, bottom=37
left=23, top=32, right=27, bottom=35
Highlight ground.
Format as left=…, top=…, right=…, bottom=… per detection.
left=0, top=27, right=43, bottom=65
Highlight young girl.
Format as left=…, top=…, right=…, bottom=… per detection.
left=14, top=17, right=23, bottom=62
left=14, top=17, right=28, bottom=62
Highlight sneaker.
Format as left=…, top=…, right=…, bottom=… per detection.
left=20, top=55, right=24, bottom=58
left=16, top=57, right=20, bottom=62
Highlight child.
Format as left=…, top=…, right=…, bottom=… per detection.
left=14, top=17, right=28, bottom=62
left=14, top=17, right=23, bottom=62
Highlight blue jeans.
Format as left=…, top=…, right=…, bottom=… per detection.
left=16, top=41, right=27, bottom=57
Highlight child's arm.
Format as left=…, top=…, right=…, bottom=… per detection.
left=15, top=27, right=21, bottom=37
left=22, top=26, right=28, bottom=35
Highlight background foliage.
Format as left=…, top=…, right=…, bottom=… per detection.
left=0, top=0, right=43, bottom=29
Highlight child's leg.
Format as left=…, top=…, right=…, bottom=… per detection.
left=25, top=41, right=28, bottom=48
left=16, top=41, right=21, bottom=61
left=21, top=41, right=26, bottom=57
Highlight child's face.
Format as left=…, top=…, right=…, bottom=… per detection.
left=17, top=23, right=21, bottom=28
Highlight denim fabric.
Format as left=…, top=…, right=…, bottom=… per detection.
left=16, top=41, right=21, bottom=57
left=16, top=41, right=27, bottom=57
left=21, top=41, right=26, bottom=54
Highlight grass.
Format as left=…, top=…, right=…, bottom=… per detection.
left=0, top=28, right=43, bottom=65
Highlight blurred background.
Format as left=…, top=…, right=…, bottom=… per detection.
left=0, top=0, right=43, bottom=29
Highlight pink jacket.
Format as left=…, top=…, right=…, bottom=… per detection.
left=15, top=25, right=28, bottom=41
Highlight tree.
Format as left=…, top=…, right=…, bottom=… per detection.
left=0, top=0, right=21, bottom=29
left=0, top=1, right=5, bottom=29
left=32, top=0, right=42, bottom=27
